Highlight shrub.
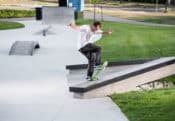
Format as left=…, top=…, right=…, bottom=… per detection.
left=0, top=9, right=35, bottom=18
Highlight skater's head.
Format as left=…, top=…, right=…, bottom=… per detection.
left=91, top=21, right=102, bottom=32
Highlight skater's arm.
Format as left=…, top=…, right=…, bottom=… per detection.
left=102, top=28, right=113, bottom=35
left=69, top=23, right=80, bottom=30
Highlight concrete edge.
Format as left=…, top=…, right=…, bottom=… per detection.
left=69, top=58, right=175, bottom=93
left=66, top=59, right=156, bottom=70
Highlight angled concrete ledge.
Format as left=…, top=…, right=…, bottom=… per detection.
left=9, top=41, right=40, bottom=56
left=66, top=59, right=155, bottom=70
left=67, top=57, right=175, bottom=99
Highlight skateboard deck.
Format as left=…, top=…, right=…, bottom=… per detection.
left=92, top=61, right=108, bottom=81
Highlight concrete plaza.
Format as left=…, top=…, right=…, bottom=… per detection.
left=0, top=20, right=128, bottom=121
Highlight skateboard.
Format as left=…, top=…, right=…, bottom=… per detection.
left=92, top=61, right=108, bottom=81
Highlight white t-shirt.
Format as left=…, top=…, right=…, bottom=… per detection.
left=77, top=25, right=103, bottom=50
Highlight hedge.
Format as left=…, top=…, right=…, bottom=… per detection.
left=0, top=9, right=35, bottom=18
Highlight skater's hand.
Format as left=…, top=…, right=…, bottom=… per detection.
left=108, top=28, right=113, bottom=35
left=102, top=28, right=113, bottom=35
left=68, top=23, right=73, bottom=27
left=68, top=23, right=80, bottom=30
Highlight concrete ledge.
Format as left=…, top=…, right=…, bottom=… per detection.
left=9, top=41, right=40, bottom=56
left=68, top=57, right=175, bottom=98
left=66, top=59, right=155, bottom=70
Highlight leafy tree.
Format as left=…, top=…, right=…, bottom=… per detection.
left=165, top=0, right=171, bottom=13
left=92, top=0, right=101, bottom=21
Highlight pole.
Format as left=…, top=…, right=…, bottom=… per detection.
left=59, top=0, right=68, bottom=7
left=156, top=0, right=158, bottom=12
left=101, top=6, right=103, bottom=21
left=94, top=3, right=96, bottom=21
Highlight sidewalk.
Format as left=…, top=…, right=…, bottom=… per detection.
left=84, top=11, right=175, bottom=27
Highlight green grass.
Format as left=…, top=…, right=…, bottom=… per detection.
left=158, top=75, right=175, bottom=83
left=85, top=1, right=165, bottom=8
left=0, top=9, right=35, bottom=18
left=133, top=16, right=175, bottom=25
left=0, top=21, right=24, bottom=30
left=76, top=19, right=175, bottom=61
left=76, top=19, right=175, bottom=82
left=77, top=19, right=175, bottom=121
left=112, top=87, right=175, bottom=121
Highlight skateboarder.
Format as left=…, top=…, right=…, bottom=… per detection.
left=69, top=21, right=112, bottom=81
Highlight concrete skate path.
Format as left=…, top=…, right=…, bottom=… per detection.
left=0, top=21, right=128, bottom=121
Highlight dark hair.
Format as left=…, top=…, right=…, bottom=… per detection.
left=93, top=21, right=101, bottom=28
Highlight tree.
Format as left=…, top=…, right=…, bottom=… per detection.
left=92, top=0, right=101, bottom=21
left=155, top=0, right=159, bottom=12
left=165, top=0, right=171, bottom=13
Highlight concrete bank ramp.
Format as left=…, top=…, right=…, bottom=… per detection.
left=9, top=41, right=40, bottom=56
left=42, top=7, right=74, bottom=25
left=38, top=7, right=74, bottom=36
left=66, top=57, right=175, bottom=99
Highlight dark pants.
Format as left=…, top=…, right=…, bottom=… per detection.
left=79, top=43, right=102, bottom=77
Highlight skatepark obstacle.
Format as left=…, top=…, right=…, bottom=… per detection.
left=9, top=41, right=40, bottom=56
left=66, top=57, right=175, bottom=99
left=42, top=6, right=74, bottom=25
left=36, top=6, right=74, bottom=36
left=35, top=7, right=42, bottom=20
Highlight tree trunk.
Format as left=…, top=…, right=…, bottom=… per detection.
left=165, top=0, right=171, bottom=13
left=120, top=0, right=122, bottom=4
left=94, top=3, right=96, bottom=21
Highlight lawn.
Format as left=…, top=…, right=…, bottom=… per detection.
left=76, top=19, right=175, bottom=82
left=76, top=19, right=175, bottom=61
left=76, top=20, right=175, bottom=121
left=132, top=16, right=175, bottom=25
left=85, top=8, right=175, bottom=25
left=112, top=87, right=175, bottom=121
left=85, top=1, right=165, bottom=8
left=158, top=75, right=175, bottom=83
left=0, top=21, right=24, bottom=30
